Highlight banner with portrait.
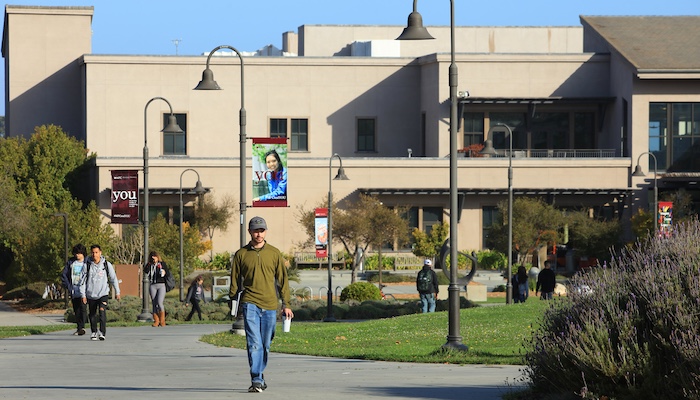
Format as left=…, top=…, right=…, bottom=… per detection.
left=252, top=138, right=288, bottom=208
left=315, top=208, right=328, bottom=258
left=658, top=201, right=673, bottom=238
left=111, top=170, right=139, bottom=224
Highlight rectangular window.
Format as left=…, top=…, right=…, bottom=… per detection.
left=422, top=207, right=443, bottom=233
left=357, top=118, right=376, bottom=152
left=269, top=118, right=307, bottom=151
left=291, top=118, right=308, bottom=151
left=649, top=103, right=668, bottom=170
left=574, top=112, right=595, bottom=149
left=489, top=112, right=526, bottom=150
left=463, top=112, right=484, bottom=148
left=163, top=113, right=187, bottom=155
left=482, top=206, right=501, bottom=250
left=270, top=118, right=287, bottom=139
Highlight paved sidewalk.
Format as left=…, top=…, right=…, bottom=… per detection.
left=0, top=300, right=526, bottom=400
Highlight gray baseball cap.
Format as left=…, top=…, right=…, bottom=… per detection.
left=248, top=216, right=267, bottom=231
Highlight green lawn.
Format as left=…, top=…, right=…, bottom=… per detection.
left=202, top=300, right=550, bottom=365
left=0, top=325, right=71, bottom=338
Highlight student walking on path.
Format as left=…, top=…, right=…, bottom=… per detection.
left=61, top=243, right=88, bottom=335
left=185, top=275, right=207, bottom=321
left=80, top=244, right=120, bottom=341
left=230, top=216, right=293, bottom=393
left=145, top=251, right=171, bottom=327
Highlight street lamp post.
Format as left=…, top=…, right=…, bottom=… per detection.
left=138, top=97, right=183, bottom=322
left=194, top=44, right=246, bottom=333
left=53, top=213, right=69, bottom=308
left=179, top=169, right=206, bottom=302
left=194, top=45, right=246, bottom=248
left=481, top=124, right=514, bottom=305
left=324, top=154, right=349, bottom=322
left=397, top=0, right=467, bottom=350
left=632, top=152, right=659, bottom=232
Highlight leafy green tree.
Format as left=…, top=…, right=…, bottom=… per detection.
left=296, top=194, right=411, bottom=284
left=194, top=193, right=235, bottom=260
left=0, top=125, right=112, bottom=287
left=565, top=210, right=621, bottom=262
left=149, top=215, right=208, bottom=284
left=490, top=197, right=564, bottom=261
left=411, top=222, right=448, bottom=260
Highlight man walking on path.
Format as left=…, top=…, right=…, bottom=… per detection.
left=61, top=243, right=88, bottom=335
left=536, top=260, right=556, bottom=300
left=230, top=216, right=293, bottom=393
left=80, top=244, right=120, bottom=341
left=416, top=259, right=439, bottom=313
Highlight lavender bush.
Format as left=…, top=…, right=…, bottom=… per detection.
left=524, top=219, right=700, bottom=399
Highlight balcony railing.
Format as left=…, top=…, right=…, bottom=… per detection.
left=461, top=149, right=617, bottom=158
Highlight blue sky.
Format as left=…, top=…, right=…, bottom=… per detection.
left=2, top=0, right=699, bottom=114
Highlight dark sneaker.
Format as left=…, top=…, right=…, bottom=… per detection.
left=248, top=382, right=264, bottom=393
left=72, top=330, right=80, bottom=336
left=78, top=328, right=86, bottom=336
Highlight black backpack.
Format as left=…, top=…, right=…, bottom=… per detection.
left=417, top=269, right=433, bottom=292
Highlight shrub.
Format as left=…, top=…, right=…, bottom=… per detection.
left=524, top=219, right=700, bottom=399
left=339, top=282, right=382, bottom=302
left=475, top=249, right=506, bottom=270
left=362, top=254, right=395, bottom=271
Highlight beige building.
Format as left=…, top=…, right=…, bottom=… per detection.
left=3, top=6, right=700, bottom=257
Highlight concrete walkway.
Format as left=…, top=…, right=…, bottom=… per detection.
left=0, top=299, right=526, bottom=400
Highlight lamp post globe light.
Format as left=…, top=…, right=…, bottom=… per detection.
left=194, top=44, right=246, bottom=333
left=139, top=97, right=184, bottom=322
left=397, top=0, right=467, bottom=351
left=179, top=169, right=206, bottom=302
left=632, top=152, right=659, bottom=232
left=324, top=154, right=349, bottom=322
left=481, top=124, right=514, bottom=305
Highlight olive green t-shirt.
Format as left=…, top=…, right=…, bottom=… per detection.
left=229, top=241, right=290, bottom=311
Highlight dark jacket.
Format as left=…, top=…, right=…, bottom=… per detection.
left=146, top=261, right=170, bottom=285
left=185, top=282, right=207, bottom=304
left=536, top=268, right=556, bottom=293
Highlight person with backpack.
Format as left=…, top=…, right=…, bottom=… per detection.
left=185, top=275, right=207, bottom=321
left=79, top=244, right=120, bottom=341
left=416, top=259, right=439, bottom=313
left=60, top=243, right=88, bottom=336
left=512, top=265, right=529, bottom=303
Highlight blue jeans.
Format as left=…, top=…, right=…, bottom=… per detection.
left=242, top=302, right=277, bottom=384
left=420, top=293, right=436, bottom=313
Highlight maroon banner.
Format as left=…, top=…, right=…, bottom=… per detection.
left=111, top=170, right=139, bottom=224
left=252, top=137, right=288, bottom=208
left=315, top=208, right=328, bottom=258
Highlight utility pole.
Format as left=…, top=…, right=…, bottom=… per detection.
left=172, top=39, right=182, bottom=55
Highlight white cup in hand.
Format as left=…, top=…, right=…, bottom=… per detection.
left=283, top=316, right=291, bottom=333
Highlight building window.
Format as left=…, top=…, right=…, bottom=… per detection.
left=490, top=112, right=526, bottom=149
left=291, top=118, right=308, bottom=151
left=163, top=113, right=187, bottom=155
left=357, top=118, right=376, bottom=152
left=270, top=118, right=287, bottom=139
left=649, top=102, right=700, bottom=172
left=422, top=207, right=443, bottom=233
left=269, top=118, right=308, bottom=151
left=463, top=112, right=484, bottom=147
left=143, top=205, right=195, bottom=225
left=574, top=112, right=596, bottom=149
left=482, top=206, right=501, bottom=250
